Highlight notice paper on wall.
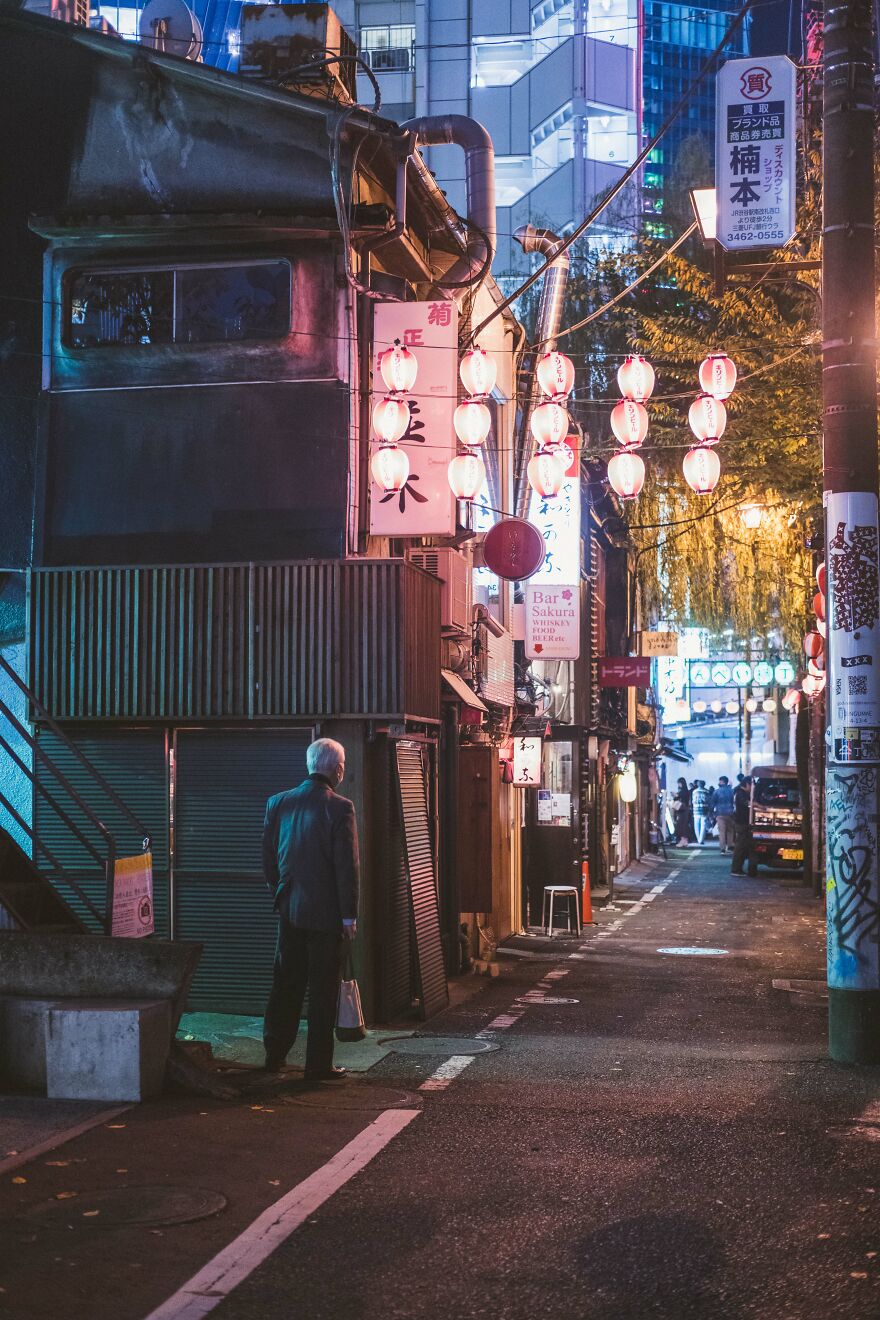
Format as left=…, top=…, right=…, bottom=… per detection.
left=112, top=851, right=154, bottom=938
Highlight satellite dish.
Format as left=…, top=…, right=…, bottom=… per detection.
left=139, top=0, right=203, bottom=61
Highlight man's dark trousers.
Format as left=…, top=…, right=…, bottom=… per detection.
left=264, top=924, right=342, bottom=1073
left=731, top=823, right=751, bottom=874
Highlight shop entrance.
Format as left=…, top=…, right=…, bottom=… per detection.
left=523, top=735, right=582, bottom=929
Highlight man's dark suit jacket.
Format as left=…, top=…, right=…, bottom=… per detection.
left=262, top=773, right=360, bottom=931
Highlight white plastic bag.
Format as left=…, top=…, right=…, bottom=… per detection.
left=336, top=948, right=366, bottom=1042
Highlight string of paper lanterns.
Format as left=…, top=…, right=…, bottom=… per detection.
left=524, top=350, right=575, bottom=500
left=606, top=355, right=654, bottom=501
left=683, top=353, right=736, bottom=496
left=448, top=347, right=496, bottom=501
left=371, top=339, right=418, bottom=493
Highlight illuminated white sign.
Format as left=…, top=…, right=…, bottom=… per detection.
left=715, top=55, right=796, bottom=251
left=512, top=736, right=542, bottom=786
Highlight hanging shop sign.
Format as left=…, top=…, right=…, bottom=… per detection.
left=111, top=852, right=154, bottom=939
left=512, top=736, right=542, bottom=786
left=827, top=492, right=880, bottom=763
left=688, top=658, right=795, bottom=688
left=599, top=657, right=651, bottom=688
left=640, top=631, right=679, bottom=657
left=370, top=301, right=458, bottom=536
left=524, top=583, right=580, bottom=660
left=528, top=434, right=581, bottom=585
left=482, top=517, right=546, bottom=581
left=715, top=55, right=797, bottom=251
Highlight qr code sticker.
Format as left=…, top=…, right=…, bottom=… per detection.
left=848, top=674, right=868, bottom=695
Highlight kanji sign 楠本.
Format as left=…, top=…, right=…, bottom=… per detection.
left=715, top=55, right=796, bottom=251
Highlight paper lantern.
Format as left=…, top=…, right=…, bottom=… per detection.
left=607, top=450, right=646, bottom=500
left=816, top=562, right=827, bottom=594
left=530, top=401, right=570, bottom=450
left=804, top=631, right=824, bottom=659
left=813, top=590, right=825, bottom=623
left=817, top=619, right=827, bottom=638
left=610, top=399, right=649, bottom=449
left=710, top=700, right=723, bottom=713
left=372, top=396, right=410, bottom=445
left=371, top=445, right=409, bottom=492
left=698, top=353, right=737, bottom=400
left=617, top=355, right=655, bottom=402
left=688, top=394, right=727, bottom=445
left=459, top=347, right=497, bottom=398
left=448, top=452, right=485, bottom=500
left=782, top=688, right=800, bottom=711
left=762, top=697, right=777, bottom=713
left=527, top=448, right=567, bottom=498
left=692, top=700, right=707, bottom=713
left=745, top=697, right=758, bottom=713
left=683, top=446, right=721, bottom=495
left=725, top=700, right=739, bottom=715
left=618, top=769, right=637, bottom=803
left=453, top=400, right=491, bottom=447
left=809, top=654, right=826, bottom=675
left=536, top=350, right=575, bottom=400
left=378, top=341, right=417, bottom=394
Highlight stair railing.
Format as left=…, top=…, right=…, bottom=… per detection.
left=0, top=653, right=152, bottom=934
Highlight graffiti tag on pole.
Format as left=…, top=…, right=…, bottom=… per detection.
left=826, top=764, right=880, bottom=989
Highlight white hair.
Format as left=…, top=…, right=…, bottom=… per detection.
left=307, top=738, right=345, bottom=777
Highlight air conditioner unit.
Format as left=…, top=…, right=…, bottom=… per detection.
left=475, top=623, right=515, bottom=708
left=240, top=4, right=357, bottom=103
left=409, top=548, right=471, bottom=633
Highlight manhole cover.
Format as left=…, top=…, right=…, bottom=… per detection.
left=657, top=947, right=730, bottom=957
left=376, top=1036, right=499, bottom=1056
left=23, top=1186, right=227, bottom=1230
left=283, top=1084, right=421, bottom=1110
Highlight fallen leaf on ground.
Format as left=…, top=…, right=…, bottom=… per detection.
left=5, top=1151, right=18, bottom=1157
left=82, top=1211, right=100, bottom=1218
left=817, top=1233, right=831, bottom=1240
left=850, top=1272, right=868, bottom=1279
left=106, top=1124, right=126, bottom=1130
left=866, top=1252, right=877, bottom=1259
left=116, top=1169, right=128, bottom=1174
left=55, top=1192, right=77, bottom=1200
left=268, top=1179, right=280, bottom=1186
left=11, top=1176, right=26, bottom=1185
left=45, top=1160, right=70, bottom=1167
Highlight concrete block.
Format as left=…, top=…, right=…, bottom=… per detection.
left=0, top=997, right=51, bottom=1088
left=46, top=999, right=172, bottom=1102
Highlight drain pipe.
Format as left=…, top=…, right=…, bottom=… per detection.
left=513, top=225, right=571, bottom=519
left=400, top=114, right=496, bottom=291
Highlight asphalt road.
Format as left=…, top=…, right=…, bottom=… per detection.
left=3, top=847, right=879, bottom=1320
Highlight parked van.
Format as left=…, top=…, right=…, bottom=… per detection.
left=747, top=765, right=803, bottom=875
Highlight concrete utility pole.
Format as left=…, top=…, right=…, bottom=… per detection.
left=823, top=0, right=880, bottom=1062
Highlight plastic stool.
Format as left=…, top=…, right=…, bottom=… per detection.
left=542, top=885, right=581, bottom=936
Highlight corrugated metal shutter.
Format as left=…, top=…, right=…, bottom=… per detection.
left=379, top=741, right=412, bottom=1021
left=396, top=742, right=448, bottom=1020
left=173, top=729, right=310, bottom=1013
left=33, top=728, right=169, bottom=935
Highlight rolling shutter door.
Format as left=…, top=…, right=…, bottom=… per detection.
left=379, top=741, right=412, bottom=1021
left=33, top=728, right=170, bottom=935
left=396, top=742, right=448, bottom=1020
left=173, top=729, right=310, bottom=1012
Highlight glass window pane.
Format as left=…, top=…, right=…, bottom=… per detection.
left=67, top=270, right=173, bottom=347
left=175, top=263, right=291, bottom=344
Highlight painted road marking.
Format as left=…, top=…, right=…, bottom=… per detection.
left=419, top=1055, right=475, bottom=1091
left=144, top=1108, right=421, bottom=1320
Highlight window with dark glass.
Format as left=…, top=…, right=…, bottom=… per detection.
left=66, top=261, right=292, bottom=348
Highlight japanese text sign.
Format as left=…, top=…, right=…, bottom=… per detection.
left=640, top=631, right=679, bottom=657
left=111, top=852, right=154, bottom=938
left=512, top=737, right=542, bottom=786
left=370, top=301, right=458, bottom=536
left=599, top=657, right=651, bottom=688
left=525, top=583, right=580, bottom=660
left=528, top=435, right=581, bottom=585
left=715, top=56, right=796, bottom=251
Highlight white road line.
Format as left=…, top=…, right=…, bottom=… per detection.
left=688, top=849, right=701, bottom=859
left=418, top=1055, right=475, bottom=1091
left=144, top=1108, right=420, bottom=1320
left=666, top=869, right=681, bottom=880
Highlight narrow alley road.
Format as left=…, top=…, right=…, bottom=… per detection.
left=4, top=849, right=880, bottom=1320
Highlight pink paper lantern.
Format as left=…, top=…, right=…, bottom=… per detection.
left=372, top=396, right=410, bottom=445
left=607, top=450, right=646, bottom=500
left=617, top=355, right=655, bottom=403
left=453, top=400, right=492, bottom=447
left=459, top=347, right=497, bottom=399
left=610, top=399, right=649, bottom=449
left=371, top=445, right=409, bottom=492
left=688, top=394, right=727, bottom=445
left=448, top=452, right=486, bottom=500
left=378, top=341, right=418, bottom=394
left=698, top=353, right=737, bottom=400
left=527, top=448, right=567, bottom=498
left=682, top=445, right=721, bottom=495
left=536, top=350, right=575, bottom=400
left=530, top=401, right=570, bottom=450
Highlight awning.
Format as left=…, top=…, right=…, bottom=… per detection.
left=441, top=669, right=488, bottom=711
left=659, top=740, right=693, bottom=765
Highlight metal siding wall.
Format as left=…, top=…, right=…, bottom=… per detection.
left=396, top=742, right=448, bottom=1019
left=31, top=562, right=440, bottom=721
left=379, top=740, right=413, bottom=1021
left=173, top=729, right=310, bottom=1012
left=33, top=728, right=170, bottom=935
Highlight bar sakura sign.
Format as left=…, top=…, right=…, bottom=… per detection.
left=525, top=584, right=580, bottom=660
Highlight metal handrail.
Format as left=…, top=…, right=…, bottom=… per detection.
left=0, top=787, right=104, bottom=926
left=0, top=653, right=152, bottom=850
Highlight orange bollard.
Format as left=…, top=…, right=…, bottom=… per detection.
left=581, top=861, right=594, bottom=925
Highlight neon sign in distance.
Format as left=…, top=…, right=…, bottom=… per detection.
left=731, top=661, right=752, bottom=686
left=753, top=661, right=774, bottom=685
left=710, top=663, right=731, bottom=687
left=775, top=660, right=795, bottom=685
left=691, top=662, right=711, bottom=687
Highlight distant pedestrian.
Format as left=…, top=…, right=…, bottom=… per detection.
left=692, top=780, right=711, bottom=844
left=262, top=738, right=360, bottom=1080
left=730, top=775, right=752, bottom=875
left=672, top=777, right=692, bottom=846
left=714, top=775, right=736, bottom=853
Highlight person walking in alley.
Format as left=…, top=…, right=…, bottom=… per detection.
left=692, top=779, right=711, bottom=844
left=672, top=777, right=692, bottom=846
left=713, top=775, right=736, bottom=853
left=730, top=775, right=752, bottom=876
left=262, top=738, right=360, bottom=1079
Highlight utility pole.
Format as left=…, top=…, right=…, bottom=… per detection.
left=823, top=0, right=880, bottom=1062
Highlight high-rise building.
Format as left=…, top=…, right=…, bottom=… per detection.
left=641, top=0, right=750, bottom=234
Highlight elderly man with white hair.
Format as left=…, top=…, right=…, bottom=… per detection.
left=262, top=737, right=360, bottom=1080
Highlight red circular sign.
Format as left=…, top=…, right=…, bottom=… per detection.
left=482, top=518, right=545, bottom=581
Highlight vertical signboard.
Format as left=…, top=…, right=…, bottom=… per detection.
left=715, top=55, right=796, bottom=251
left=370, top=301, right=458, bottom=536
left=525, top=584, right=580, bottom=659
left=827, top=492, right=880, bottom=763
left=512, top=737, right=542, bottom=786
left=526, top=434, right=580, bottom=655
left=111, top=852, right=154, bottom=938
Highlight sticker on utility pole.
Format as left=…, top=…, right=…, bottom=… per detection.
left=111, top=852, right=154, bottom=938
left=715, top=55, right=796, bottom=251
left=827, top=492, right=880, bottom=763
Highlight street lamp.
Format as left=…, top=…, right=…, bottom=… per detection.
left=690, top=187, right=717, bottom=243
